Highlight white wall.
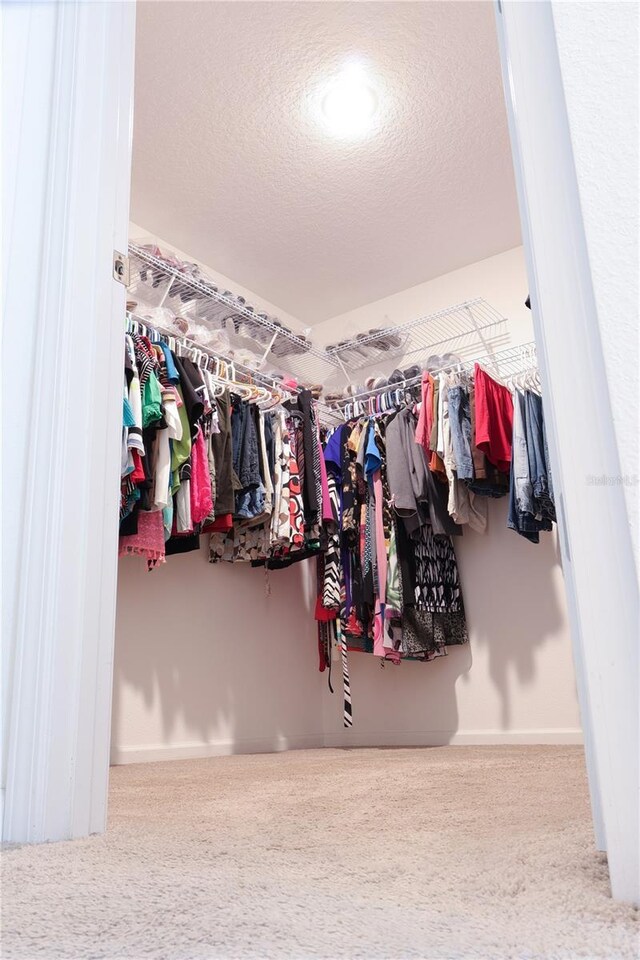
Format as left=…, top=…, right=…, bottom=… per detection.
left=316, top=245, right=581, bottom=745
left=2, top=0, right=136, bottom=841
left=113, top=545, right=324, bottom=763
left=552, top=1, right=639, bottom=567
left=112, top=241, right=581, bottom=761
left=323, top=498, right=579, bottom=746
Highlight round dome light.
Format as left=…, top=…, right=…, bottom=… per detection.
left=320, top=62, right=378, bottom=139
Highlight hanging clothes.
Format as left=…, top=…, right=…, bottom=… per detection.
left=507, top=388, right=556, bottom=543
left=316, top=403, right=469, bottom=678
left=313, top=353, right=556, bottom=724
left=119, top=314, right=556, bottom=731
left=119, top=325, right=330, bottom=570
left=474, top=363, right=514, bottom=473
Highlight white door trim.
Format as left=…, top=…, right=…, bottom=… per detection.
left=1, top=0, right=136, bottom=842
left=494, top=0, right=639, bottom=904
left=3, top=0, right=637, bottom=910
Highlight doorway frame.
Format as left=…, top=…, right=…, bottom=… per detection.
left=494, top=1, right=639, bottom=904
left=2, top=0, right=637, bottom=906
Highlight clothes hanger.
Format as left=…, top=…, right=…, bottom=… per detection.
left=254, top=384, right=273, bottom=405
left=258, top=386, right=285, bottom=410
left=206, top=368, right=230, bottom=398
left=526, top=366, right=541, bottom=393
left=245, top=382, right=263, bottom=402
left=227, top=374, right=254, bottom=400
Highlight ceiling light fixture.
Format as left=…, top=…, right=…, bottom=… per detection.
left=320, top=61, right=379, bottom=140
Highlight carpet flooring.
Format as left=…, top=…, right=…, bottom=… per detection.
left=2, top=746, right=637, bottom=959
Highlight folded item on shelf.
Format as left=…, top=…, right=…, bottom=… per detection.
left=230, top=347, right=266, bottom=367
left=362, top=327, right=403, bottom=351
left=364, top=375, right=389, bottom=392
left=324, top=326, right=404, bottom=363
left=271, top=330, right=312, bottom=357
left=231, top=316, right=273, bottom=346
left=440, top=353, right=463, bottom=369
left=186, top=321, right=230, bottom=353
left=132, top=304, right=185, bottom=333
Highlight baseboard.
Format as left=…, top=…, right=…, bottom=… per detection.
left=322, top=728, right=584, bottom=747
left=111, top=733, right=325, bottom=765
left=112, top=728, right=583, bottom=764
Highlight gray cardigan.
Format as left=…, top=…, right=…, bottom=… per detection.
left=386, top=408, right=461, bottom=538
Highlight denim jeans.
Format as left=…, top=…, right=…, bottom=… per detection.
left=447, top=386, right=474, bottom=481
left=525, top=390, right=556, bottom=521
left=508, top=389, right=553, bottom=542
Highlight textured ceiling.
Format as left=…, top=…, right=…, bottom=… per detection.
left=131, top=1, right=521, bottom=325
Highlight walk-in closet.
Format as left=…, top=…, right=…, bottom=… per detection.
left=4, top=2, right=638, bottom=957
left=114, top=3, right=578, bottom=767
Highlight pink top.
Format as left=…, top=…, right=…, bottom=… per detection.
left=414, top=372, right=433, bottom=454
left=119, top=509, right=166, bottom=566
left=190, top=427, right=214, bottom=525
left=372, top=469, right=388, bottom=658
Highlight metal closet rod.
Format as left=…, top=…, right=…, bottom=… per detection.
left=329, top=341, right=538, bottom=409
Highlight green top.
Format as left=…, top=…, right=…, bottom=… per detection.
left=170, top=385, right=192, bottom=492
left=142, top=371, right=163, bottom=427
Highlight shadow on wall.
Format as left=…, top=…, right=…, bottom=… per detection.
left=113, top=499, right=573, bottom=758
left=322, top=497, right=570, bottom=743
left=322, top=639, right=473, bottom=744
left=455, top=496, right=565, bottom=729
left=111, top=544, right=324, bottom=762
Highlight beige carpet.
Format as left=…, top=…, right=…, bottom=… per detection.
left=2, top=746, right=637, bottom=959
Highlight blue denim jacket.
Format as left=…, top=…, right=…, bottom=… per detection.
left=507, top=389, right=554, bottom=542
left=447, top=385, right=474, bottom=481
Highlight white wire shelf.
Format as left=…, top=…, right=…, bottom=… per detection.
left=127, top=243, right=340, bottom=385
left=324, top=298, right=509, bottom=379
left=475, top=341, right=538, bottom=381
left=127, top=243, right=522, bottom=420
left=328, top=341, right=538, bottom=412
